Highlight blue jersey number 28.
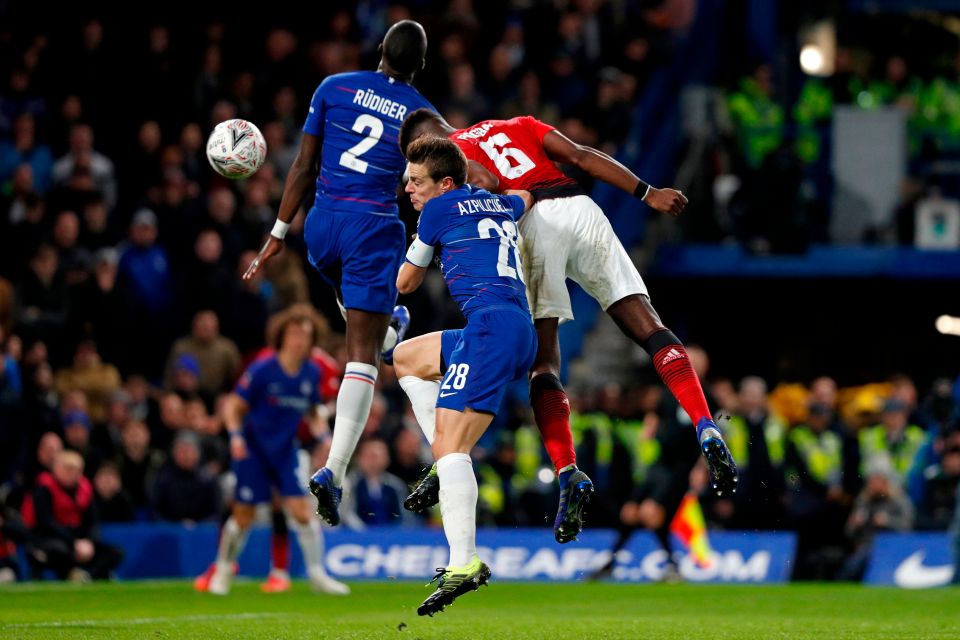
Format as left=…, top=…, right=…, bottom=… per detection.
left=477, top=218, right=524, bottom=283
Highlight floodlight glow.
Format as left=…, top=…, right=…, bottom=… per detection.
left=538, top=468, right=555, bottom=484
left=800, top=45, right=825, bottom=75
left=936, top=315, right=960, bottom=336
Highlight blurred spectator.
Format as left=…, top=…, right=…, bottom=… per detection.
left=909, top=426, right=960, bottom=530
left=718, top=376, right=787, bottom=529
left=838, top=457, right=914, bottom=581
left=50, top=210, right=89, bottom=286
left=23, top=429, right=63, bottom=490
left=168, top=353, right=202, bottom=400
left=78, top=195, right=116, bottom=251
left=388, top=425, right=430, bottom=485
left=221, top=249, right=270, bottom=356
left=202, top=188, right=247, bottom=266
left=178, top=123, right=206, bottom=184
left=180, top=229, right=231, bottom=320
left=51, top=124, right=116, bottom=211
left=62, top=409, right=103, bottom=476
left=1, top=193, right=45, bottom=279
left=54, top=340, right=120, bottom=424
left=71, top=248, right=125, bottom=366
left=0, top=494, right=28, bottom=583
left=441, top=62, right=489, bottom=124
left=24, top=360, right=60, bottom=450
left=785, top=402, right=851, bottom=580
left=151, top=431, right=221, bottom=523
left=90, top=391, right=132, bottom=461
left=114, top=420, right=165, bottom=512
left=0, top=330, right=23, bottom=485
left=17, top=245, right=69, bottom=358
left=342, top=438, right=413, bottom=528
left=116, top=208, right=173, bottom=376
left=500, top=71, right=561, bottom=124
left=23, top=450, right=123, bottom=581
left=262, top=122, right=297, bottom=182
left=92, top=462, right=136, bottom=523
left=0, top=113, right=53, bottom=194
left=164, top=310, right=241, bottom=399
left=858, top=398, right=926, bottom=485
left=725, top=63, right=783, bottom=172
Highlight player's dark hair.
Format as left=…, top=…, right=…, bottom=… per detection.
left=381, top=20, right=427, bottom=80
left=399, top=108, right=445, bottom=155
left=406, top=136, right=467, bottom=186
left=267, top=303, right=329, bottom=351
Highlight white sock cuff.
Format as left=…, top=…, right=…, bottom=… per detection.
left=399, top=375, right=429, bottom=387
left=343, top=361, right=378, bottom=384
left=436, top=452, right=472, bottom=472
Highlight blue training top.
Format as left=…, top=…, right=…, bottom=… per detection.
left=235, top=355, right=321, bottom=458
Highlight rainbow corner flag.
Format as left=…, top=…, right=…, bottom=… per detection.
left=669, top=493, right=714, bottom=568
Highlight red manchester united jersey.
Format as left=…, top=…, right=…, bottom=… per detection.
left=450, top=116, right=584, bottom=197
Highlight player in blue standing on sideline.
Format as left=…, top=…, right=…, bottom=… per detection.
left=207, top=307, right=348, bottom=596
left=390, top=136, right=537, bottom=616
left=242, top=21, right=437, bottom=525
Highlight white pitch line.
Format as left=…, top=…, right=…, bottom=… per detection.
left=3, top=612, right=284, bottom=629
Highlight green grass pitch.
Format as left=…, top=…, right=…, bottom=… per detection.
left=2, top=580, right=959, bottom=639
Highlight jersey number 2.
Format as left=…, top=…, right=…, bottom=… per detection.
left=478, top=218, right=524, bottom=283
left=339, top=114, right=384, bottom=174
left=479, top=133, right=536, bottom=180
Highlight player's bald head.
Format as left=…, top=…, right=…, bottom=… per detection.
left=380, top=20, right=427, bottom=80
left=400, top=109, right=450, bottom=155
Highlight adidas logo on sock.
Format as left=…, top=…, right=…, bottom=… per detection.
left=659, top=348, right=685, bottom=366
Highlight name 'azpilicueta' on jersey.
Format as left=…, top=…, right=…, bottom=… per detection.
left=456, top=197, right=512, bottom=216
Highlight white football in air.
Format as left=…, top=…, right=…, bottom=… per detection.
left=206, top=119, right=267, bottom=179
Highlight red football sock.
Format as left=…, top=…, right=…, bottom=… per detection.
left=271, top=511, right=290, bottom=572
left=530, top=374, right=577, bottom=472
left=646, top=330, right=712, bottom=426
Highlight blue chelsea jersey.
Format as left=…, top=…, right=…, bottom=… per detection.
left=303, top=70, right=436, bottom=216
left=235, top=356, right=321, bottom=457
left=415, top=185, right=530, bottom=318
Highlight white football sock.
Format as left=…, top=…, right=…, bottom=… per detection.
left=398, top=376, right=439, bottom=444
left=326, top=362, right=378, bottom=484
left=437, top=452, right=478, bottom=567
left=216, top=517, right=249, bottom=567
left=291, top=518, right=324, bottom=573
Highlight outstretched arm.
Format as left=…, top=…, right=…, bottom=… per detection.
left=243, top=133, right=322, bottom=280
left=541, top=129, right=687, bottom=216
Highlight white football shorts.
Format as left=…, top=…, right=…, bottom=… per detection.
left=518, top=195, right=648, bottom=322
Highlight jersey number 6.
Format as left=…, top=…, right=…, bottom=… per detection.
left=479, top=133, right=536, bottom=180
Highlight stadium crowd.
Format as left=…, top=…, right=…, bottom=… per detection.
left=0, top=5, right=958, bottom=584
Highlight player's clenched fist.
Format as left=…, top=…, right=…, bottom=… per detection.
left=644, top=187, right=688, bottom=217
